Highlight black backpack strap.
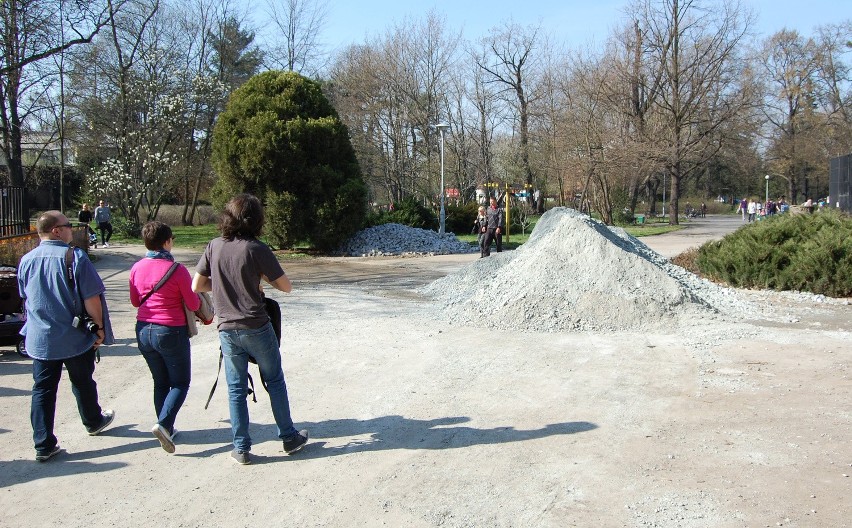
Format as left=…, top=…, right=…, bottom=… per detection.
left=204, top=349, right=257, bottom=410
left=205, top=297, right=283, bottom=409
left=139, top=262, right=179, bottom=306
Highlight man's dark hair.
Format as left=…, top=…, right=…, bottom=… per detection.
left=36, top=210, right=64, bottom=234
left=220, top=193, right=265, bottom=240
left=142, top=221, right=173, bottom=250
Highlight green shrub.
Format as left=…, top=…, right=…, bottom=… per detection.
left=366, top=197, right=437, bottom=230
left=696, top=210, right=852, bottom=297
left=210, top=70, right=367, bottom=250
left=110, top=215, right=142, bottom=238
left=445, top=202, right=480, bottom=234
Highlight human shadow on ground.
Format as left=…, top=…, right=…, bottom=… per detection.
left=0, top=423, right=182, bottom=487
left=183, top=415, right=598, bottom=462
left=0, top=456, right=128, bottom=488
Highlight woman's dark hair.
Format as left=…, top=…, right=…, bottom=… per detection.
left=142, top=221, right=173, bottom=250
left=220, top=193, right=264, bottom=239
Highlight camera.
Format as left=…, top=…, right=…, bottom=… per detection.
left=72, top=314, right=100, bottom=334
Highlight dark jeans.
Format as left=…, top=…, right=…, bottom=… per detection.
left=31, top=348, right=103, bottom=454
left=136, top=322, right=191, bottom=434
left=483, top=229, right=503, bottom=256
left=97, top=222, right=113, bottom=244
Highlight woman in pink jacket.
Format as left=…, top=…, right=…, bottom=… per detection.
left=129, top=221, right=200, bottom=453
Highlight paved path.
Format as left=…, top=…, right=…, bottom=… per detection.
left=640, top=214, right=746, bottom=258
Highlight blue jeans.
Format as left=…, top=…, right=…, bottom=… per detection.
left=31, top=348, right=103, bottom=454
left=136, top=322, right=191, bottom=434
left=219, top=323, right=298, bottom=452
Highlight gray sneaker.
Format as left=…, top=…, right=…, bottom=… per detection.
left=231, top=449, right=251, bottom=465
left=86, top=410, right=115, bottom=436
left=35, top=445, right=62, bottom=462
left=283, top=429, right=309, bottom=454
left=151, top=424, right=175, bottom=453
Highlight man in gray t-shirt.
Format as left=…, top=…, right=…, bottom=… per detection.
left=192, top=193, right=308, bottom=465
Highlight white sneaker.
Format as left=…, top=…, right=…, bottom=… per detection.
left=104, top=242, right=110, bottom=248
left=151, top=424, right=175, bottom=453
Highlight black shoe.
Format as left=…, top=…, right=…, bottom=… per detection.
left=231, top=449, right=251, bottom=465
left=86, top=409, right=115, bottom=436
left=36, top=445, right=62, bottom=462
left=283, top=430, right=309, bottom=454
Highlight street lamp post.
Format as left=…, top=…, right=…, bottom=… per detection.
left=435, top=123, right=450, bottom=234
left=765, top=174, right=770, bottom=205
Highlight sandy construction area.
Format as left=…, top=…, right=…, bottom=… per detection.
left=0, top=216, right=849, bottom=528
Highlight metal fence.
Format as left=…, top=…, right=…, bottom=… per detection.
left=0, top=187, right=30, bottom=237
left=829, top=154, right=851, bottom=213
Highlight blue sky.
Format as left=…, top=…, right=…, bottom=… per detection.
left=246, top=0, right=850, bottom=52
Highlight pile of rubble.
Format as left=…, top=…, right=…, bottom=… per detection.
left=338, top=223, right=477, bottom=257
left=420, top=207, right=756, bottom=333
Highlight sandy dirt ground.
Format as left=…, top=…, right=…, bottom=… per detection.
left=0, top=216, right=850, bottom=528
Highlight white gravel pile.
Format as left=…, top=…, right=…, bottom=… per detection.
left=420, top=207, right=763, bottom=333
left=339, top=223, right=477, bottom=257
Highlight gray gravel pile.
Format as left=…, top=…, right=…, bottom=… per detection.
left=338, top=223, right=477, bottom=256
left=420, top=207, right=764, bottom=333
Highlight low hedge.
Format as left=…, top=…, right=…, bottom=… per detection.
left=696, top=210, right=852, bottom=297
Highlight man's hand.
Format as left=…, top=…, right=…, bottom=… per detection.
left=93, top=328, right=105, bottom=348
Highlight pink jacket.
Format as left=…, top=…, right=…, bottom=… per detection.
left=129, top=259, right=201, bottom=327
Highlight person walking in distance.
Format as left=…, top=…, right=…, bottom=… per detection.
left=192, top=194, right=308, bottom=465
left=17, top=211, right=116, bottom=462
left=482, top=196, right=505, bottom=256
left=94, top=200, right=113, bottom=248
left=130, top=221, right=201, bottom=454
left=747, top=199, right=757, bottom=222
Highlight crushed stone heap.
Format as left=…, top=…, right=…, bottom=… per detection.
left=338, top=223, right=478, bottom=257
left=421, top=207, right=751, bottom=333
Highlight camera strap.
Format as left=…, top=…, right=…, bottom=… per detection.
left=138, top=262, right=180, bottom=306
left=65, top=246, right=99, bottom=363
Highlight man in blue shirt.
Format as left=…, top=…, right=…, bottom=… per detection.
left=93, top=199, right=113, bottom=247
left=18, top=211, right=115, bottom=462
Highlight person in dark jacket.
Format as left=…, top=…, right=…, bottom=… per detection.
left=483, top=197, right=504, bottom=256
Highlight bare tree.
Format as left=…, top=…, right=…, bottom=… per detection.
left=327, top=12, right=459, bottom=206
left=263, top=0, right=328, bottom=75
left=478, top=21, right=542, bottom=191
left=814, top=22, right=852, bottom=158
left=0, top=0, right=120, bottom=187
left=633, top=0, right=754, bottom=224
left=758, top=29, right=824, bottom=203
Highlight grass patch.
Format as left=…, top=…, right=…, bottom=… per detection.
left=624, top=224, right=684, bottom=237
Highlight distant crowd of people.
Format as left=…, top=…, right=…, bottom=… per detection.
left=734, top=195, right=833, bottom=222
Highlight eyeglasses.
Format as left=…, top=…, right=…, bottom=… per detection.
left=55, top=223, right=73, bottom=229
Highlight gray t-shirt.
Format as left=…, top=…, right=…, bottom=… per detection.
left=196, top=237, right=285, bottom=330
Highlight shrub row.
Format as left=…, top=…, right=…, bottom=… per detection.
left=696, top=210, right=852, bottom=297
